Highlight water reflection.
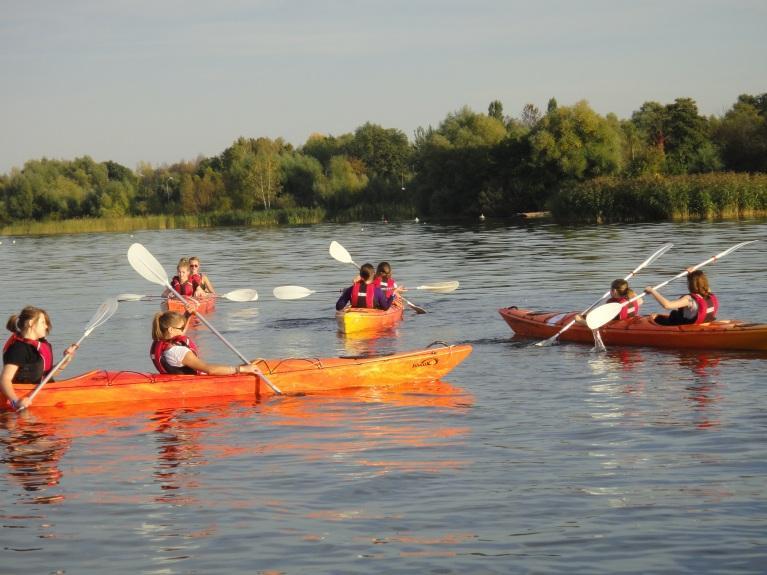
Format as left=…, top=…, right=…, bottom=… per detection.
left=0, top=412, right=70, bottom=504
left=586, top=347, right=730, bottom=430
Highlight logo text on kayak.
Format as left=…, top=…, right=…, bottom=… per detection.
left=412, top=358, right=438, bottom=368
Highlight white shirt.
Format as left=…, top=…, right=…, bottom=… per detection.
left=163, top=345, right=191, bottom=368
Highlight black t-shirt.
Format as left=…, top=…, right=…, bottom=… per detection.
left=3, top=340, right=45, bottom=383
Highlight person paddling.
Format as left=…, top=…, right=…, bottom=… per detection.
left=575, top=279, right=643, bottom=324
left=2, top=306, right=78, bottom=411
left=163, top=258, right=199, bottom=299
left=150, top=310, right=259, bottom=376
left=189, top=256, right=216, bottom=297
left=336, top=263, right=401, bottom=311
left=645, top=269, right=718, bottom=326
left=373, top=261, right=403, bottom=299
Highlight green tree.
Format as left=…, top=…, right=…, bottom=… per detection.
left=663, top=97, right=721, bottom=173
left=488, top=100, right=504, bottom=122
left=528, top=100, right=624, bottom=181
left=317, top=156, right=368, bottom=208
left=345, top=122, right=410, bottom=183
left=713, top=93, right=767, bottom=172
left=281, top=152, right=325, bottom=206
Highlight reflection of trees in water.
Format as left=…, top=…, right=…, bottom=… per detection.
left=0, top=414, right=70, bottom=504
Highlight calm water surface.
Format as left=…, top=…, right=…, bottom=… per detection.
left=2, top=220, right=767, bottom=574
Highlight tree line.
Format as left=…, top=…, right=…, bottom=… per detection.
left=1, top=93, right=766, bottom=226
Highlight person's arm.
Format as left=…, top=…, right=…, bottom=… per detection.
left=202, top=274, right=215, bottom=294
left=644, top=287, right=691, bottom=310
left=53, top=344, right=79, bottom=375
left=1, top=363, right=29, bottom=410
left=336, top=287, right=352, bottom=311
left=180, top=350, right=258, bottom=376
left=376, top=287, right=395, bottom=310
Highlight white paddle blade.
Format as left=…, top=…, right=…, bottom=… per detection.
left=222, top=288, right=258, bottom=302
left=416, top=281, right=459, bottom=293
left=127, top=243, right=170, bottom=287
left=329, top=241, right=353, bottom=265
left=116, top=293, right=146, bottom=302
left=273, top=285, right=316, bottom=300
left=638, top=243, right=673, bottom=270
left=83, top=298, right=119, bottom=337
left=586, top=302, right=622, bottom=330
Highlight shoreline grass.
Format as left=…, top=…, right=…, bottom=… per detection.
left=550, top=173, right=767, bottom=223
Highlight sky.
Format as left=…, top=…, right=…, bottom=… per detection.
left=1, top=0, right=765, bottom=174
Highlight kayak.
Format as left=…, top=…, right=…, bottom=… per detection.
left=499, top=306, right=767, bottom=351
left=163, top=295, right=216, bottom=315
left=336, top=298, right=405, bottom=334
left=5, top=343, right=472, bottom=410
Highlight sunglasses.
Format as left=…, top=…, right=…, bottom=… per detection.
left=190, top=264, right=199, bottom=268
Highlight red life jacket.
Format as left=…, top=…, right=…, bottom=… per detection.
left=171, top=276, right=198, bottom=297
left=607, top=296, right=641, bottom=320
left=374, top=277, right=396, bottom=298
left=190, top=273, right=202, bottom=286
left=690, top=293, right=718, bottom=324
left=350, top=281, right=375, bottom=308
left=3, top=333, right=54, bottom=374
left=150, top=336, right=200, bottom=375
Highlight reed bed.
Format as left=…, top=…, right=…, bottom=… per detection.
left=0, top=208, right=327, bottom=236
left=550, top=173, right=767, bottom=223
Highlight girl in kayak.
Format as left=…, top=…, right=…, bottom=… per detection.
left=164, top=258, right=200, bottom=298
left=2, top=306, right=78, bottom=411
left=606, top=279, right=642, bottom=320
left=373, top=261, right=402, bottom=299
left=645, top=269, right=718, bottom=325
left=575, top=279, right=642, bottom=324
left=189, top=256, right=216, bottom=297
left=150, top=310, right=259, bottom=376
left=336, top=263, right=401, bottom=311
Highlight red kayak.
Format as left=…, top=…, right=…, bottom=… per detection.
left=163, top=295, right=216, bottom=315
left=499, top=306, right=767, bottom=351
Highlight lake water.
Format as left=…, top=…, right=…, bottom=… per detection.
left=2, top=219, right=766, bottom=574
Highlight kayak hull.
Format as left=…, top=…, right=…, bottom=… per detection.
left=163, top=295, right=216, bottom=315
left=7, top=344, right=472, bottom=409
left=336, top=298, right=405, bottom=334
left=499, top=307, right=767, bottom=351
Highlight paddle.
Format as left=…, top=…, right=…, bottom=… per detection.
left=533, top=242, right=673, bottom=347
left=274, top=284, right=428, bottom=311
left=126, top=243, right=282, bottom=395
left=272, top=282, right=458, bottom=301
left=329, top=240, right=453, bottom=314
left=586, top=240, right=758, bottom=330
left=20, top=298, right=119, bottom=409
left=117, top=288, right=259, bottom=303
left=415, top=281, right=459, bottom=293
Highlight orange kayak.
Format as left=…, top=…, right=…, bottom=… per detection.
left=163, top=295, right=216, bottom=315
left=499, top=307, right=767, bottom=351
left=336, top=298, right=405, bottom=334
left=6, top=343, right=472, bottom=410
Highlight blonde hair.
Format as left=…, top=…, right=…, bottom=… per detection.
left=152, top=311, right=186, bottom=341
left=6, top=306, right=51, bottom=335
left=177, top=258, right=190, bottom=272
